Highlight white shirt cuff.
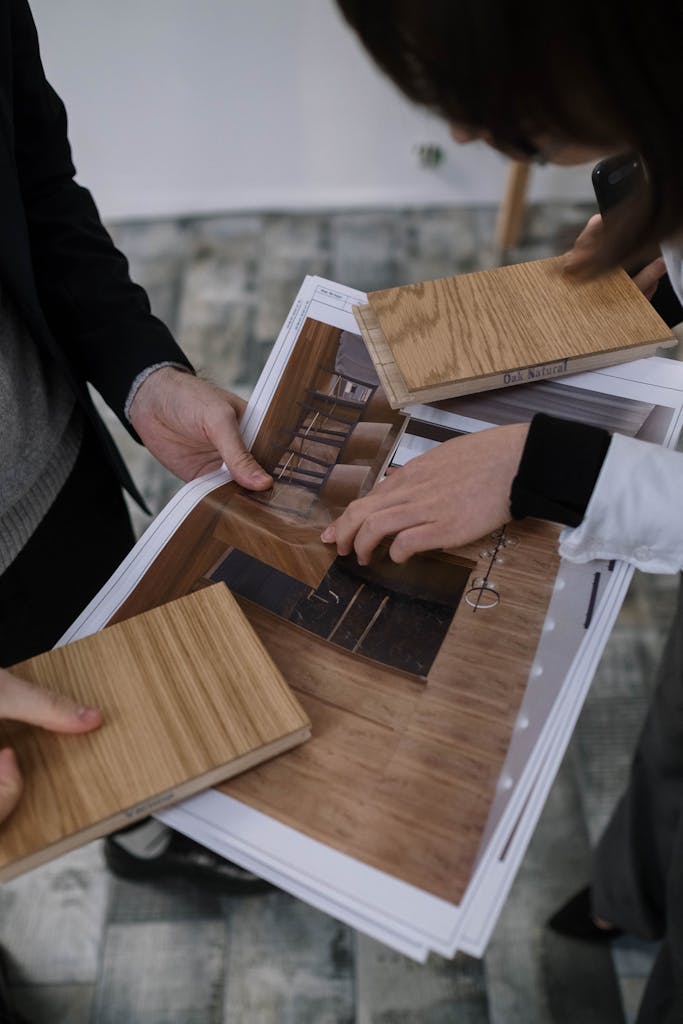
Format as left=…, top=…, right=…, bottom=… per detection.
left=558, top=432, right=683, bottom=573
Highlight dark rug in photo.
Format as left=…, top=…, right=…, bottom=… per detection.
left=212, top=546, right=473, bottom=678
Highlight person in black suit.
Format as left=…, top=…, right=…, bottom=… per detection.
left=0, top=3, right=274, bottom=1017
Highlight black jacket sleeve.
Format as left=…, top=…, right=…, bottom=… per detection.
left=510, top=414, right=612, bottom=526
left=9, top=0, right=193, bottom=431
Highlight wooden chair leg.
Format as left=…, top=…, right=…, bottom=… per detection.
left=494, top=160, right=531, bottom=256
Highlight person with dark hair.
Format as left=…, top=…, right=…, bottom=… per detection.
left=0, top=2, right=273, bottom=1019
left=325, top=3, right=683, bottom=1021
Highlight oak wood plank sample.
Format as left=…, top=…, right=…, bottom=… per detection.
left=356, top=258, right=674, bottom=406
left=0, top=585, right=310, bottom=881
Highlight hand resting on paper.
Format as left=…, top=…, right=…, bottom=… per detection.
left=129, top=367, right=273, bottom=489
left=564, top=213, right=667, bottom=300
left=321, top=423, right=529, bottom=564
left=0, top=668, right=102, bottom=825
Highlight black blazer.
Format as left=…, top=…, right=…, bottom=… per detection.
left=0, top=0, right=193, bottom=505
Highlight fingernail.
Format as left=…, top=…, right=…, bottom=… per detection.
left=321, top=528, right=334, bottom=543
left=78, top=706, right=101, bottom=722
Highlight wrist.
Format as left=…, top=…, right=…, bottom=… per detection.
left=127, top=363, right=194, bottom=425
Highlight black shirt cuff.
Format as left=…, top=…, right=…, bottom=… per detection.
left=510, top=413, right=611, bottom=527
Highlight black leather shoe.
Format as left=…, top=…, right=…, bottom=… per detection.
left=104, top=830, right=272, bottom=895
left=0, top=947, right=30, bottom=1024
left=547, top=886, right=623, bottom=942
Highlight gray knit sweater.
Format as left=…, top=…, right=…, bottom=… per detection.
left=0, top=283, right=82, bottom=573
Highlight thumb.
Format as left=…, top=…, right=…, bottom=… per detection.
left=211, top=404, right=272, bottom=491
left=224, top=445, right=273, bottom=492
left=0, top=670, right=103, bottom=734
left=0, top=748, right=23, bottom=824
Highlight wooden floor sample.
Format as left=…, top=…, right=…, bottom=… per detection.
left=0, top=585, right=310, bottom=882
left=110, top=495, right=560, bottom=905
left=357, top=258, right=673, bottom=405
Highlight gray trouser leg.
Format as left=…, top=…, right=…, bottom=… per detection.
left=592, top=576, right=683, bottom=1022
left=634, top=809, right=683, bottom=1024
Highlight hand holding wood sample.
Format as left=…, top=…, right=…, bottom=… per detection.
left=0, top=669, right=103, bottom=827
left=354, top=257, right=675, bottom=407
left=0, top=584, right=310, bottom=881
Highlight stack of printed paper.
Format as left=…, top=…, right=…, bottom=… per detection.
left=61, top=277, right=683, bottom=961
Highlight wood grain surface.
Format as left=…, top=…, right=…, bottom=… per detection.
left=220, top=519, right=560, bottom=902
left=0, top=585, right=310, bottom=881
left=363, top=257, right=673, bottom=398
left=107, top=495, right=561, bottom=904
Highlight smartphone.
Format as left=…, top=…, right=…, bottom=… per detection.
left=593, top=154, right=682, bottom=325
left=591, top=153, right=644, bottom=216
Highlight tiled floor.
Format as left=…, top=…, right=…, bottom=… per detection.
left=2, top=204, right=676, bottom=1023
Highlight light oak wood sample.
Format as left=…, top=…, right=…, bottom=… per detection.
left=355, top=258, right=675, bottom=407
left=0, top=585, right=310, bottom=882
left=109, top=498, right=561, bottom=904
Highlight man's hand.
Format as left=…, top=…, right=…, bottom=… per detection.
left=129, top=368, right=273, bottom=488
left=565, top=213, right=667, bottom=299
left=321, top=423, right=529, bottom=564
left=0, top=668, right=102, bottom=824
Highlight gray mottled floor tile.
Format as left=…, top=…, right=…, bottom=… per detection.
left=109, top=219, right=190, bottom=330
left=329, top=211, right=406, bottom=293
left=260, top=213, right=330, bottom=266
left=222, top=891, right=354, bottom=1024
left=355, top=936, right=489, bottom=1024
left=92, top=920, right=225, bottom=1024
left=187, top=213, right=265, bottom=245
left=107, top=873, right=224, bottom=925
left=0, top=842, right=109, bottom=985
left=175, top=256, right=254, bottom=386
left=10, top=983, right=94, bottom=1024
left=250, top=277, right=306, bottom=347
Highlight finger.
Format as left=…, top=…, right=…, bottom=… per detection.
left=389, top=523, right=443, bottom=563
left=322, top=488, right=410, bottom=554
left=563, top=214, right=603, bottom=270
left=0, top=671, right=103, bottom=734
left=320, top=465, right=412, bottom=544
left=208, top=402, right=272, bottom=491
left=573, top=213, right=603, bottom=249
left=353, top=505, right=431, bottom=565
left=0, top=748, right=22, bottom=824
left=632, top=257, right=667, bottom=299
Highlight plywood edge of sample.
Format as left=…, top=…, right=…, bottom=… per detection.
left=354, top=257, right=675, bottom=408
left=0, top=584, right=310, bottom=881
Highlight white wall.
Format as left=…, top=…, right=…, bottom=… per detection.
left=30, top=0, right=594, bottom=221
